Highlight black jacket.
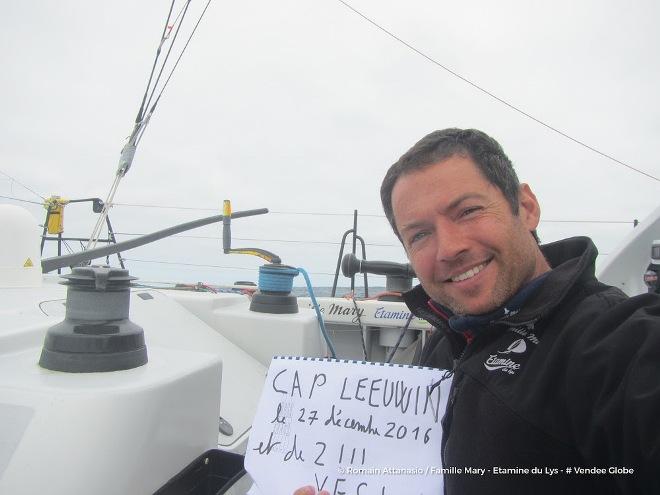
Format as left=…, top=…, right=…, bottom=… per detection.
left=404, top=237, right=660, bottom=494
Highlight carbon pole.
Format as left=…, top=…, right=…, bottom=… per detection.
left=42, top=208, right=268, bottom=273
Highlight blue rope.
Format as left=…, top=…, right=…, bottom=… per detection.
left=257, top=263, right=337, bottom=358
left=296, top=266, right=337, bottom=359
left=258, top=265, right=298, bottom=292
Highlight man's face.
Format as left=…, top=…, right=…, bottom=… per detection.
left=391, top=154, right=548, bottom=315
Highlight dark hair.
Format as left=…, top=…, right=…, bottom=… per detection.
left=380, top=128, right=539, bottom=242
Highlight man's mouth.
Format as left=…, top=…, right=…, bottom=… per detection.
left=448, top=260, right=491, bottom=283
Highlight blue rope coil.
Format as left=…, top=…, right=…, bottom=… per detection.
left=258, top=265, right=298, bottom=293
left=256, top=263, right=337, bottom=358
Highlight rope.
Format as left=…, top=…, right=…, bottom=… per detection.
left=296, top=267, right=337, bottom=359
left=349, top=295, right=369, bottom=361
left=258, top=265, right=298, bottom=292
left=254, top=264, right=337, bottom=358
left=385, top=313, right=414, bottom=363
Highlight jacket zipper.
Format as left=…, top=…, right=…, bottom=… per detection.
left=440, top=321, right=530, bottom=492
left=441, top=343, right=471, bottom=478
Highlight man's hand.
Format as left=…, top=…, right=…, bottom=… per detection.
left=293, top=486, right=330, bottom=495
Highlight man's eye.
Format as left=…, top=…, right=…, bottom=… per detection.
left=461, top=207, right=481, bottom=217
left=409, top=231, right=428, bottom=244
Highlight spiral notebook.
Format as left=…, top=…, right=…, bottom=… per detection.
left=245, top=356, right=452, bottom=495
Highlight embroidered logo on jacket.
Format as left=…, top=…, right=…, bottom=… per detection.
left=507, top=324, right=540, bottom=345
left=499, top=338, right=527, bottom=354
left=502, top=307, right=519, bottom=318
left=484, top=338, right=527, bottom=375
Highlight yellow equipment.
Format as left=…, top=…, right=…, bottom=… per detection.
left=43, top=196, right=69, bottom=235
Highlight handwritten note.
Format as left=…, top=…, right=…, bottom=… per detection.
left=245, top=357, right=452, bottom=495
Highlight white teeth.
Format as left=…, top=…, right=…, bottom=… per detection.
left=451, top=263, right=487, bottom=282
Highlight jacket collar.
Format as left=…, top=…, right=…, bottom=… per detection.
left=403, top=236, right=598, bottom=331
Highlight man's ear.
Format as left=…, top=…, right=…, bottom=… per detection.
left=518, top=183, right=541, bottom=230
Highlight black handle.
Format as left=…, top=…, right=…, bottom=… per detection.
left=341, top=253, right=415, bottom=278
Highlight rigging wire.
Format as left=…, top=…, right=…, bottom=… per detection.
left=0, top=194, right=43, bottom=206
left=269, top=210, right=384, bottom=217
left=113, top=231, right=401, bottom=247
left=136, top=0, right=176, bottom=124
left=62, top=240, right=74, bottom=255
left=124, top=258, right=261, bottom=271
left=120, top=253, right=607, bottom=278
left=0, top=170, right=45, bottom=201
left=334, top=0, right=660, bottom=183
left=114, top=202, right=217, bottom=211
left=122, top=257, right=357, bottom=277
left=137, top=0, right=214, bottom=146
left=110, top=202, right=638, bottom=225
left=87, top=0, right=213, bottom=250
left=110, top=230, right=624, bottom=253
left=113, top=202, right=386, bottom=217
left=140, top=0, right=192, bottom=127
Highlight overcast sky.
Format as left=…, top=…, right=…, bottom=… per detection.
left=2, top=0, right=659, bottom=288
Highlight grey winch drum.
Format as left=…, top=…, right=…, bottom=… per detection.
left=39, top=265, right=148, bottom=372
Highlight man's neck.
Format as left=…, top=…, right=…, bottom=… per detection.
left=429, top=272, right=550, bottom=334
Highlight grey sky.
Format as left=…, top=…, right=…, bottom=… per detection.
left=2, top=0, right=659, bottom=287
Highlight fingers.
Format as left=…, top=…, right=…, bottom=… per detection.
left=292, top=487, right=330, bottom=495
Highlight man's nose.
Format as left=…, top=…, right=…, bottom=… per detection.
left=435, top=222, right=468, bottom=261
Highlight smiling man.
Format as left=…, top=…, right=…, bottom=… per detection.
left=293, top=129, right=659, bottom=495
left=378, top=128, right=660, bottom=494
left=389, top=152, right=549, bottom=315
